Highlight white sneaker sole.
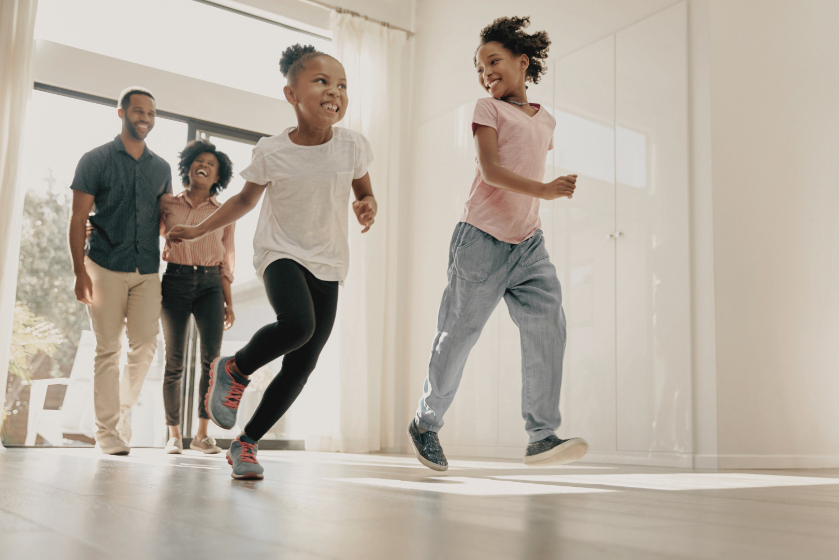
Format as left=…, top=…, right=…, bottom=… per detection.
left=99, top=445, right=130, bottom=455
left=164, top=447, right=182, bottom=455
left=190, top=443, right=221, bottom=454
left=407, top=425, right=448, bottom=472
left=524, top=437, right=589, bottom=466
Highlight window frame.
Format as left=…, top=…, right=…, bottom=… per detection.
left=35, top=83, right=266, bottom=146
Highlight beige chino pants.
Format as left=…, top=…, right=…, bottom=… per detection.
left=85, top=257, right=161, bottom=440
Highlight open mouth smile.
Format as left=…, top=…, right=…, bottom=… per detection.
left=321, top=102, right=339, bottom=113
left=196, top=169, right=208, bottom=177
left=486, top=79, right=500, bottom=90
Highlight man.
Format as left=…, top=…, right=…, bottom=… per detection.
left=69, top=87, right=172, bottom=455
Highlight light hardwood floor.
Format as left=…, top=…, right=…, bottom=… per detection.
left=1, top=448, right=839, bottom=559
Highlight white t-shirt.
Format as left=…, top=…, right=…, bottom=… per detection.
left=240, top=127, right=373, bottom=283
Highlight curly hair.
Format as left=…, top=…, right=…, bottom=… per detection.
left=474, top=16, right=551, bottom=85
left=280, top=43, right=328, bottom=85
left=178, top=139, right=233, bottom=196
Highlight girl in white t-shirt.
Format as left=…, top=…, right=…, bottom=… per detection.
left=168, top=44, right=377, bottom=480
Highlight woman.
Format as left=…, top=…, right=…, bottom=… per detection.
left=159, top=139, right=236, bottom=454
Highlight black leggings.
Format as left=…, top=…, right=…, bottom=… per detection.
left=235, top=259, right=339, bottom=441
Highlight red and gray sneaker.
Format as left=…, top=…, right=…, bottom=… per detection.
left=206, top=356, right=249, bottom=430
left=227, top=435, right=264, bottom=480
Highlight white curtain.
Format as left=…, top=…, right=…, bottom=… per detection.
left=331, top=11, right=407, bottom=453
left=0, top=0, right=39, bottom=451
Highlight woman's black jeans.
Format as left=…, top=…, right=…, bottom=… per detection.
left=161, top=263, right=224, bottom=427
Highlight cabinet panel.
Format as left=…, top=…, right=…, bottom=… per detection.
left=615, top=2, right=691, bottom=453
left=552, top=36, right=618, bottom=451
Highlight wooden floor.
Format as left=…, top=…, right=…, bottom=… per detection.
left=2, top=448, right=839, bottom=560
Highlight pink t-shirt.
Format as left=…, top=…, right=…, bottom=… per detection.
left=462, top=97, right=556, bottom=244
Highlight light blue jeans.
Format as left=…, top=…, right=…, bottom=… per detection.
left=416, top=222, right=567, bottom=444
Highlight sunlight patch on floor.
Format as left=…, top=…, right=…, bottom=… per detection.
left=492, top=473, right=839, bottom=491
left=335, top=476, right=617, bottom=496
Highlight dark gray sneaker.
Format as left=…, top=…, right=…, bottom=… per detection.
left=408, top=420, right=448, bottom=471
left=524, top=435, right=588, bottom=466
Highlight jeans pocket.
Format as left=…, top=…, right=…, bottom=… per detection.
left=521, top=232, right=550, bottom=267
left=453, top=226, right=503, bottom=283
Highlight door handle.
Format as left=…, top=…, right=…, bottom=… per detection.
left=607, top=232, right=624, bottom=240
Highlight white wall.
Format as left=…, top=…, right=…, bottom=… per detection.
left=411, top=0, right=683, bottom=127
left=708, top=0, right=839, bottom=468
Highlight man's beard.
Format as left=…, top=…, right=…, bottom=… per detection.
left=124, top=115, right=146, bottom=140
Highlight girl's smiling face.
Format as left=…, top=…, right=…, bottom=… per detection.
left=284, top=55, right=348, bottom=127
left=187, top=152, right=220, bottom=189
left=475, top=41, right=530, bottom=98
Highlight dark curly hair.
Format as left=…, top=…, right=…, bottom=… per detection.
left=178, top=139, right=233, bottom=196
left=280, top=43, right=329, bottom=85
left=474, top=16, right=551, bottom=85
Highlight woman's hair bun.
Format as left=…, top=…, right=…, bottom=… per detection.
left=280, top=44, right=321, bottom=78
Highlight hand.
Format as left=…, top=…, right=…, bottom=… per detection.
left=85, top=219, right=93, bottom=240
left=224, top=306, right=235, bottom=330
left=74, top=270, right=93, bottom=305
left=166, top=224, right=202, bottom=243
left=352, top=197, right=377, bottom=234
left=541, top=174, right=578, bottom=200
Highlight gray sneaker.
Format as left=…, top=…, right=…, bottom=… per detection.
left=408, top=420, right=448, bottom=471
left=524, top=435, right=588, bottom=466
left=226, top=435, right=264, bottom=480
left=206, top=356, right=249, bottom=430
left=190, top=436, right=222, bottom=454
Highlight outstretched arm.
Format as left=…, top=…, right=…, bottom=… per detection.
left=167, top=181, right=267, bottom=241
left=474, top=125, right=577, bottom=200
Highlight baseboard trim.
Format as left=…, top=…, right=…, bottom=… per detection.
left=717, top=455, right=839, bottom=469
left=693, top=454, right=719, bottom=470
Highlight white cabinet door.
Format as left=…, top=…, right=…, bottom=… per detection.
left=552, top=35, right=618, bottom=451
left=615, top=2, right=692, bottom=453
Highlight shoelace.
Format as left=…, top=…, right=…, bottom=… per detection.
left=223, top=380, right=246, bottom=409
left=238, top=441, right=258, bottom=464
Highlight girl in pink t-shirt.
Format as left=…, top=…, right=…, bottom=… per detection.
left=409, top=16, right=588, bottom=470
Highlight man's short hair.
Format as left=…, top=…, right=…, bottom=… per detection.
left=118, top=86, right=155, bottom=111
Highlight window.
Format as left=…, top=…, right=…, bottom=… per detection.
left=34, top=0, right=333, bottom=99
left=2, top=89, right=188, bottom=447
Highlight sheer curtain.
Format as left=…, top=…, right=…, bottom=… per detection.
left=0, top=0, right=39, bottom=451
left=331, top=10, right=407, bottom=453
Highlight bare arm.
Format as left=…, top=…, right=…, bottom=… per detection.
left=69, top=190, right=95, bottom=304
left=167, top=181, right=267, bottom=241
left=351, top=172, right=377, bottom=234
left=474, top=125, right=577, bottom=200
